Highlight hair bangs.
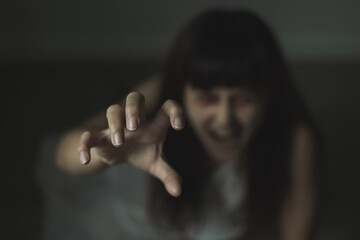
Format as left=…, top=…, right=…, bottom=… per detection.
left=185, top=49, right=270, bottom=91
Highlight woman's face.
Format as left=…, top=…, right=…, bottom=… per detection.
left=183, top=83, right=264, bottom=163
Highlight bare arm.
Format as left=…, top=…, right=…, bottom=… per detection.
left=56, top=75, right=162, bottom=175
left=281, top=124, right=317, bottom=240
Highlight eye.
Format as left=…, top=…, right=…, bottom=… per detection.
left=233, top=93, right=254, bottom=107
left=194, top=91, right=218, bottom=105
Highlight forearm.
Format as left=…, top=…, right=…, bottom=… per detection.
left=280, top=188, right=315, bottom=240
left=56, top=129, right=108, bottom=175
left=280, top=124, right=317, bottom=240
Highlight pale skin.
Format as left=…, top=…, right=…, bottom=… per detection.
left=56, top=75, right=316, bottom=240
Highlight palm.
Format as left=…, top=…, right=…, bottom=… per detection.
left=119, top=118, right=169, bottom=172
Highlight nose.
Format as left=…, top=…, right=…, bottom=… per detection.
left=214, top=99, right=234, bottom=128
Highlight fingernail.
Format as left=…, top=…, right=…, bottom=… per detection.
left=113, top=132, right=122, bottom=146
left=128, top=116, right=138, bottom=131
left=174, top=117, right=182, bottom=129
left=80, top=151, right=88, bottom=165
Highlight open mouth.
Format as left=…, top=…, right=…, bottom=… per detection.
left=207, top=130, right=242, bottom=149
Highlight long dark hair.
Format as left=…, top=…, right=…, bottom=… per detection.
left=148, top=8, right=321, bottom=239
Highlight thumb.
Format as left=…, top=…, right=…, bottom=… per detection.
left=148, top=156, right=182, bottom=197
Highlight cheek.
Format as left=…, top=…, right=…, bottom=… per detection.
left=186, top=105, right=209, bottom=128
left=184, top=100, right=211, bottom=130
left=235, top=105, right=260, bottom=127
left=234, top=99, right=253, bottom=108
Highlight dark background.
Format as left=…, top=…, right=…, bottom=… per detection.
left=1, top=0, right=359, bottom=239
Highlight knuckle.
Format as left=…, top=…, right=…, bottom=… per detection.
left=174, top=107, right=183, bottom=115
left=164, top=99, right=175, bottom=106
left=162, top=171, right=173, bottom=183
left=127, top=91, right=139, bottom=98
left=164, top=99, right=179, bottom=108
left=81, top=130, right=92, bottom=139
left=125, top=105, right=139, bottom=116
left=162, top=99, right=172, bottom=111
left=126, top=91, right=145, bottom=107
left=163, top=99, right=182, bottom=114
left=126, top=102, right=138, bottom=111
left=77, top=144, right=87, bottom=153
left=106, top=105, right=124, bottom=121
left=107, top=160, right=117, bottom=166
left=127, top=91, right=144, bottom=101
left=102, top=159, right=117, bottom=166
left=107, top=104, right=123, bottom=115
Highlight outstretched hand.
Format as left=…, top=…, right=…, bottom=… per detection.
left=77, top=92, right=184, bottom=197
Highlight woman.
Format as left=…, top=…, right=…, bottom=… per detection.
left=56, top=8, right=321, bottom=240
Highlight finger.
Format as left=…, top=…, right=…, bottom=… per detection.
left=149, top=159, right=182, bottom=197
left=106, top=104, right=125, bottom=147
left=125, top=91, right=145, bottom=131
left=78, top=130, right=97, bottom=165
left=152, top=99, right=184, bottom=133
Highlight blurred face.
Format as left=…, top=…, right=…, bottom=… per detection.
left=183, top=83, right=264, bottom=163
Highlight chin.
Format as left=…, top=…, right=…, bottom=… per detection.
left=210, top=151, right=239, bottom=163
